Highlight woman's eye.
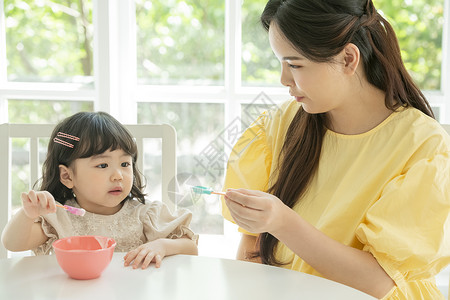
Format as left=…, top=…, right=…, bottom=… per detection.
left=97, top=163, right=108, bottom=168
left=122, top=162, right=131, bottom=167
left=288, top=64, right=302, bottom=69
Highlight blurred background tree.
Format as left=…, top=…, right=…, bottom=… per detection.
left=375, top=0, right=443, bottom=90
left=136, top=0, right=225, bottom=85
left=5, top=0, right=93, bottom=82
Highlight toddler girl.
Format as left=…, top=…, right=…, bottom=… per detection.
left=1, top=111, right=198, bottom=269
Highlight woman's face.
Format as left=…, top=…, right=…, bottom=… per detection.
left=268, top=23, right=348, bottom=114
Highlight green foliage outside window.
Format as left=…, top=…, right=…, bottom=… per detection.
left=375, top=0, right=443, bottom=90
left=242, top=0, right=281, bottom=86
left=136, top=0, right=225, bottom=85
left=4, top=0, right=444, bottom=89
left=4, top=0, right=93, bottom=83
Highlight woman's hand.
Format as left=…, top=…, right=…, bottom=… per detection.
left=124, top=239, right=167, bottom=269
left=21, top=190, right=57, bottom=220
left=224, top=188, right=289, bottom=235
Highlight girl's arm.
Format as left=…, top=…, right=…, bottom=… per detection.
left=124, top=236, right=198, bottom=269
left=225, top=189, right=394, bottom=299
left=236, top=234, right=262, bottom=263
left=1, top=209, right=48, bottom=251
left=1, top=191, right=54, bottom=251
left=159, top=236, right=198, bottom=257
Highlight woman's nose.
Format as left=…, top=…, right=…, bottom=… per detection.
left=280, top=64, right=294, bottom=87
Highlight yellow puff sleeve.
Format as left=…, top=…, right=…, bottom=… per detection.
left=356, top=151, right=450, bottom=299
left=221, top=113, right=273, bottom=235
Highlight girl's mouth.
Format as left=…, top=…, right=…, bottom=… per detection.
left=109, top=188, right=123, bottom=195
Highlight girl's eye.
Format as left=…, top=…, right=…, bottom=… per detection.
left=121, top=162, right=131, bottom=167
left=97, top=163, right=108, bottom=169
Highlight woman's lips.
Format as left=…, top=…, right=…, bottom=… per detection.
left=295, top=96, right=304, bottom=102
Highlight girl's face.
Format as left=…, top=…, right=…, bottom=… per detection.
left=268, top=24, right=348, bottom=114
left=60, top=148, right=134, bottom=215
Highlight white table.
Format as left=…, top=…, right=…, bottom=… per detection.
left=0, top=253, right=375, bottom=300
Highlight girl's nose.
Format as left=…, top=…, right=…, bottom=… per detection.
left=111, top=169, right=123, bottom=181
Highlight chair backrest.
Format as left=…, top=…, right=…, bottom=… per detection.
left=0, top=123, right=176, bottom=259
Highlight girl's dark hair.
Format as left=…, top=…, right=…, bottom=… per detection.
left=38, top=111, right=146, bottom=204
left=257, top=0, right=434, bottom=266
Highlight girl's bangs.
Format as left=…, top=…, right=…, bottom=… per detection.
left=75, top=123, right=137, bottom=159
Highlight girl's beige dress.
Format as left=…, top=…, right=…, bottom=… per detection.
left=34, top=198, right=198, bottom=254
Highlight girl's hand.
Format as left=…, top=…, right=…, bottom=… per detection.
left=224, top=188, right=289, bottom=235
left=124, top=239, right=167, bottom=269
left=21, top=190, right=57, bottom=220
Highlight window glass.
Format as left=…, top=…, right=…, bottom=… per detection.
left=431, top=106, right=441, bottom=122
left=136, top=0, right=225, bottom=86
left=375, top=0, right=444, bottom=90
left=4, top=0, right=93, bottom=83
left=8, top=100, right=93, bottom=123
left=138, top=102, right=225, bottom=234
left=241, top=0, right=280, bottom=87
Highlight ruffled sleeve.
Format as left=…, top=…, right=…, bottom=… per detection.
left=222, top=110, right=280, bottom=235
left=356, top=151, right=450, bottom=299
left=140, top=201, right=198, bottom=245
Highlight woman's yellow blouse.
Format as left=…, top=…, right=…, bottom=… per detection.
left=222, top=100, right=450, bottom=299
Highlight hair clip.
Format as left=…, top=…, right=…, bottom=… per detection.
left=53, top=137, right=74, bottom=148
left=53, top=132, right=80, bottom=148
left=56, top=132, right=80, bottom=141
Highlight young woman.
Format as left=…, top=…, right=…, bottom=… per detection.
left=222, top=0, right=450, bottom=298
left=2, top=112, right=198, bottom=269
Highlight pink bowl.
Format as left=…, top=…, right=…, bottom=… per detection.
left=52, top=235, right=116, bottom=280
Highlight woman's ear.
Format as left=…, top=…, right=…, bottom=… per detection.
left=342, top=43, right=360, bottom=75
left=59, top=165, right=74, bottom=189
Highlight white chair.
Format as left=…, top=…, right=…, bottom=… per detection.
left=0, top=123, right=177, bottom=259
